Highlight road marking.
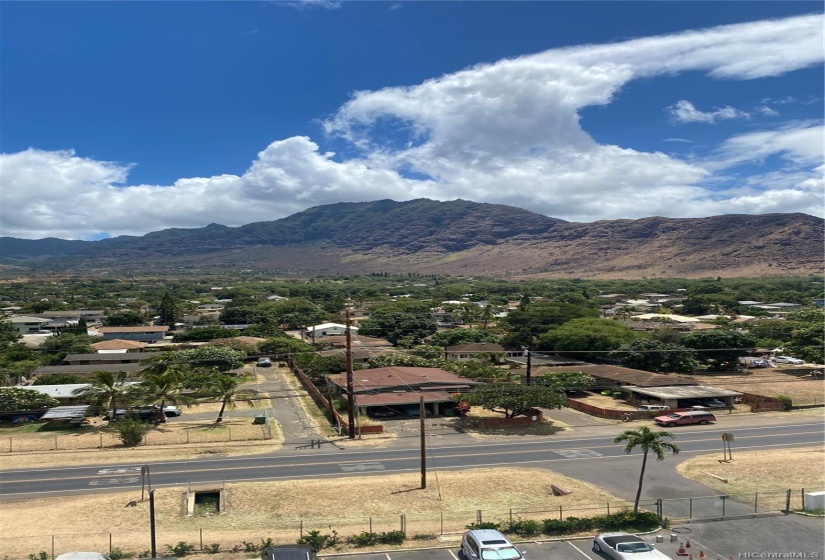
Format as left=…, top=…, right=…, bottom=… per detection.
left=88, top=477, right=139, bottom=486
left=448, top=550, right=460, bottom=560
left=340, top=462, right=385, bottom=472
left=554, top=449, right=603, bottom=459
left=384, top=553, right=392, bottom=560
left=97, top=467, right=142, bottom=475
left=568, top=540, right=596, bottom=559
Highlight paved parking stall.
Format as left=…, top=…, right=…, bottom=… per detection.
left=322, top=514, right=824, bottom=560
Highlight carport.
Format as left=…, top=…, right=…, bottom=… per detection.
left=40, top=405, right=91, bottom=427
left=355, top=391, right=458, bottom=418
left=624, top=385, right=742, bottom=409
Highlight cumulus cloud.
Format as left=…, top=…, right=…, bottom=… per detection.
left=1, top=13, right=823, bottom=239
left=667, top=100, right=751, bottom=124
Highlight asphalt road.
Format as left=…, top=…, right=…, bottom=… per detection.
left=1, top=421, right=821, bottom=501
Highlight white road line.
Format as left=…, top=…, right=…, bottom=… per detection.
left=385, top=553, right=392, bottom=560
left=568, top=540, right=596, bottom=559
left=448, top=550, right=460, bottom=560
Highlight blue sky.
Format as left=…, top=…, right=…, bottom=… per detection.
left=0, top=1, right=822, bottom=240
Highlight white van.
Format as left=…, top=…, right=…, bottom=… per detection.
left=638, top=404, right=670, bottom=412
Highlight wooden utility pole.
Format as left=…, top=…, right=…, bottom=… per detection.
left=525, top=347, right=532, bottom=386
left=345, top=312, right=356, bottom=439
left=419, top=395, right=427, bottom=489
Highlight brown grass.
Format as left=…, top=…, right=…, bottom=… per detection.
left=693, top=369, right=825, bottom=404
left=677, top=446, right=825, bottom=511
left=0, top=468, right=621, bottom=559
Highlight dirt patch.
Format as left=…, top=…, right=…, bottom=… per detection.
left=677, top=446, right=825, bottom=511
left=571, top=393, right=637, bottom=410
left=0, top=467, right=622, bottom=560
left=688, top=369, right=825, bottom=405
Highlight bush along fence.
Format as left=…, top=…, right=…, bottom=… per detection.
left=2, top=423, right=272, bottom=453
left=2, top=491, right=807, bottom=560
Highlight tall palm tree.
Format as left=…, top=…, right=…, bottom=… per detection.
left=138, top=364, right=190, bottom=421
left=72, top=371, right=134, bottom=419
left=614, top=426, right=681, bottom=512
left=209, top=375, right=260, bottom=423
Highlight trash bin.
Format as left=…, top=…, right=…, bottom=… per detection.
left=253, top=415, right=266, bottom=425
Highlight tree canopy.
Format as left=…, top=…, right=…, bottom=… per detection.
left=358, top=302, right=437, bottom=346
left=682, top=329, right=757, bottom=370
left=0, top=387, right=60, bottom=412
left=458, top=383, right=567, bottom=418
left=536, top=318, right=637, bottom=360
left=613, top=339, right=698, bottom=374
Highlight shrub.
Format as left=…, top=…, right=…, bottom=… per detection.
left=465, top=521, right=501, bottom=530
left=165, top=541, right=195, bottom=556
left=378, top=531, right=406, bottom=545
left=348, top=532, right=378, bottom=547
left=206, top=543, right=221, bottom=554
left=776, top=394, right=793, bottom=410
left=113, top=417, right=145, bottom=447
left=507, top=518, right=542, bottom=537
left=540, top=511, right=664, bottom=535
left=241, top=540, right=258, bottom=552
left=108, top=548, right=132, bottom=560
left=27, top=553, right=48, bottom=560
left=297, top=529, right=338, bottom=550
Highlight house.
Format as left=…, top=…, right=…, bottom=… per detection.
left=97, top=326, right=169, bottom=343
left=304, top=323, right=357, bottom=340
left=328, top=367, right=480, bottom=417
left=444, top=342, right=519, bottom=363
left=91, top=339, right=148, bottom=353
left=8, top=315, right=51, bottom=334
left=314, top=334, right=393, bottom=349
left=316, top=347, right=398, bottom=364
left=62, top=352, right=161, bottom=366
left=35, top=310, right=106, bottom=324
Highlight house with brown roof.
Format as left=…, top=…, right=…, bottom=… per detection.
left=91, top=339, right=148, bottom=352
left=444, top=342, right=520, bottom=364
left=328, top=367, right=480, bottom=418
left=97, top=326, right=169, bottom=343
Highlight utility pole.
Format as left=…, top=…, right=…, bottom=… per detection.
left=524, top=347, right=532, bottom=386
left=149, top=489, right=157, bottom=558
left=420, top=395, right=427, bottom=489
left=345, top=311, right=356, bottom=439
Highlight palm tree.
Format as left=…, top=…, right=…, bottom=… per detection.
left=209, top=375, right=260, bottom=423
left=614, top=426, right=681, bottom=512
left=72, top=371, right=135, bottom=419
left=138, top=364, right=190, bottom=422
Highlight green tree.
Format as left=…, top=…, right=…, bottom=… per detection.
left=429, top=328, right=500, bottom=347
left=32, top=373, right=84, bottom=385
left=173, top=326, right=239, bottom=342
left=103, top=310, right=145, bottom=326
left=536, top=318, right=637, bottom=360
left=72, top=371, right=135, bottom=419
left=138, top=365, right=190, bottom=421
left=457, top=383, right=567, bottom=418
left=259, top=336, right=314, bottom=357
left=614, top=426, right=680, bottom=512
left=157, top=291, right=180, bottom=326
left=207, top=375, right=260, bottom=423
left=0, top=387, right=59, bottom=411
left=40, top=333, right=100, bottom=364
left=0, top=316, right=20, bottom=348
left=613, top=339, right=698, bottom=374
left=683, top=329, right=757, bottom=370
left=113, top=417, right=145, bottom=446
left=358, top=302, right=437, bottom=346
left=534, top=371, right=595, bottom=393
left=502, top=302, right=600, bottom=348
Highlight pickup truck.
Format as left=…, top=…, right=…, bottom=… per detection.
left=593, top=533, right=672, bottom=560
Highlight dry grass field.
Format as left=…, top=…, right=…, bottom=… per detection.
left=0, top=467, right=622, bottom=560
left=694, top=368, right=824, bottom=405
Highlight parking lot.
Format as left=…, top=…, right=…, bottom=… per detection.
left=322, top=514, right=825, bottom=560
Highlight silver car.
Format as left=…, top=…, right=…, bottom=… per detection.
left=593, top=532, right=672, bottom=560
left=461, top=529, right=525, bottom=560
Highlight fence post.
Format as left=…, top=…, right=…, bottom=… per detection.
left=200, top=528, right=203, bottom=550
left=477, top=509, right=482, bottom=524
left=187, top=428, right=190, bottom=445
left=754, top=493, right=759, bottom=513
left=54, top=435, right=58, bottom=450
left=509, top=508, right=513, bottom=525
left=300, top=520, right=303, bottom=538
left=801, top=488, right=805, bottom=510
left=51, top=534, right=55, bottom=560
left=109, top=533, right=112, bottom=553
left=8, top=436, right=11, bottom=453
left=689, top=498, right=693, bottom=518
left=401, top=514, right=406, bottom=533
left=441, top=512, right=444, bottom=535
left=559, top=505, right=563, bottom=520
left=369, top=517, right=372, bottom=533
left=99, top=433, right=103, bottom=449
left=228, top=427, right=232, bottom=441
left=606, top=502, right=610, bottom=515
left=785, top=489, right=791, bottom=512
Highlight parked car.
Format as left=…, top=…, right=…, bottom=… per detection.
left=592, top=532, right=672, bottom=560
left=461, top=529, right=526, bottom=560
left=702, top=399, right=727, bottom=408
left=257, top=357, right=273, bottom=367
left=637, top=404, right=670, bottom=412
left=654, top=410, right=716, bottom=427
left=260, top=545, right=316, bottom=560
left=772, top=356, right=805, bottom=365
left=105, top=406, right=174, bottom=423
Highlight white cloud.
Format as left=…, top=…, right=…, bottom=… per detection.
left=1, top=13, right=823, bottom=239
left=667, top=100, right=751, bottom=124
left=757, top=105, right=780, bottom=116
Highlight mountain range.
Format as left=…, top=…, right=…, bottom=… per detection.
left=1, top=199, right=823, bottom=279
